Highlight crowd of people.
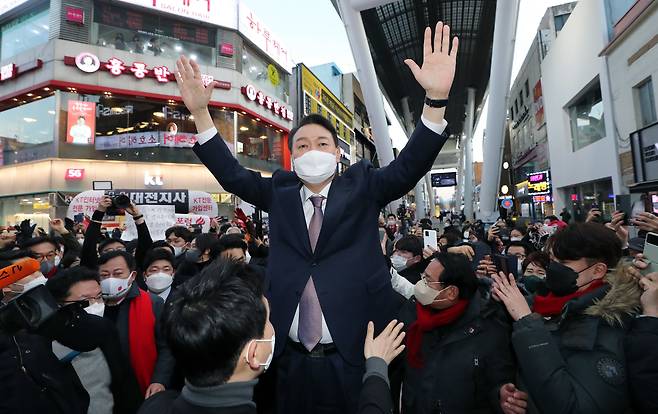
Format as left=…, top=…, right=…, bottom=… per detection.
left=1, top=22, right=657, bottom=414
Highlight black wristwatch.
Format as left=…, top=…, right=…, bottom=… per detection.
left=424, top=96, right=449, bottom=108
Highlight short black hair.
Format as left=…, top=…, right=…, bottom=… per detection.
left=20, top=236, right=58, bottom=251
left=394, top=235, right=423, bottom=257
left=442, top=228, right=462, bottom=246
left=150, top=240, right=175, bottom=256
left=98, top=250, right=136, bottom=271
left=163, top=259, right=267, bottom=387
left=46, top=267, right=100, bottom=302
left=288, top=114, right=338, bottom=150
left=165, top=226, right=193, bottom=242
left=506, top=241, right=533, bottom=256
left=548, top=222, right=622, bottom=268
left=98, top=238, right=126, bottom=254
left=143, top=249, right=175, bottom=271
left=219, top=223, right=232, bottom=235
left=511, top=226, right=526, bottom=236
left=522, top=251, right=550, bottom=273
left=431, top=252, right=478, bottom=299
left=545, top=215, right=559, bottom=221
left=387, top=214, right=397, bottom=219
left=219, top=234, right=248, bottom=252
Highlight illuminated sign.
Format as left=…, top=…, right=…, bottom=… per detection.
left=115, top=0, right=238, bottom=29
left=532, top=195, right=552, bottom=203
left=241, top=84, right=293, bottom=122
left=144, top=171, right=164, bottom=186
left=65, top=168, right=85, bottom=181
left=527, top=170, right=551, bottom=195
left=0, top=63, right=16, bottom=81
left=65, top=53, right=231, bottom=89
left=65, top=6, right=84, bottom=24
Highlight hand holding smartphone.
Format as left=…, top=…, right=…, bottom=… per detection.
left=423, top=229, right=438, bottom=250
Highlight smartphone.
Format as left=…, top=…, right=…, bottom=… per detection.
left=470, top=241, right=492, bottom=272
left=615, top=195, right=632, bottom=225
left=493, top=254, right=519, bottom=279
left=423, top=229, right=438, bottom=250
left=643, top=232, right=658, bottom=273
left=498, top=227, right=510, bottom=241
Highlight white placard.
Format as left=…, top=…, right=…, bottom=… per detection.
left=67, top=190, right=106, bottom=219
left=175, top=214, right=210, bottom=233
left=189, top=191, right=219, bottom=216
left=121, top=205, right=176, bottom=241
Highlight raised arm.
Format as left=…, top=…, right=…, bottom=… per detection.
left=369, top=22, right=458, bottom=205
left=175, top=56, right=272, bottom=211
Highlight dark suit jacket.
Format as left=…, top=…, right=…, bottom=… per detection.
left=193, top=121, right=448, bottom=365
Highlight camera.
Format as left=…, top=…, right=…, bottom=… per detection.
left=0, top=285, right=59, bottom=335
left=104, top=193, right=131, bottom=216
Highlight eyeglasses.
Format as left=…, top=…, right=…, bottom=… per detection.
left=33, top=250, right=57, bottom=262
left=421, top=273, right=446, bottom=290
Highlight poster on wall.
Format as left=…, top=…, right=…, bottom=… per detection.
left=67, top=101, right=96, bottom=145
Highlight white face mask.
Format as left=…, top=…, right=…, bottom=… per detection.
left=390, top=255, right=409, bottom=272
left=293, top=150, right=337, bottom=184
left=510, top=236, right=522, bottom=242
left=463, top=231, right=469, bottom=238
left=145, top=272, right=173, bottom=294
left=78, top=238, right=85, bottom=245
left=173, top=246, right=184, bottom=257
left=54, top=255, right=61, bottom=267
left=245, top=250, right=252, bottom=264
left=21, top=275, right=48, bottom=292
left=101, top=274, right=133, bottom=300
left=517, top=260, right=524, bottom=275
left=245, top=333, right=275, bottom=371
left=413, top=279, right=452, bottom=306
left=84, top=302, right=105, bottom=317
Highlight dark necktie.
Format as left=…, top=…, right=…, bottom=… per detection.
left=298, top=195, right=324, bottom=351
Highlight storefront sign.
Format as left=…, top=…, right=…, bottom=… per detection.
left=115, top=0, right=238, bottom=29
left=0, top=0, right=29, bottom=18
left=65, top=53, right=231, bottom=89
left=241, top=84, right=293, bottom=122
left=220, top=43, right=234, bottom=57
left=65, top=6, right=84, bottom=24
left=500, top=198, right=514, bottom=209
left=533, top=80, right=545, bottom=127
left=67, top=101, right=96, bottom=145
left=108, top=189, right=190, bottom=213
left=299, top=64, right=353, bottom=144
left=95, top=131, right=196, bottom=150
left=144, top=171, right=164, bottom=186
left=527, top=171, right=551, bottom=195
left=65, top=168, right=85, bottom=181
left=532, top=195, right=552, bottom=203
left=0, top=63, right=17, bottom=82
left=238, top=0, right=291, bottom=72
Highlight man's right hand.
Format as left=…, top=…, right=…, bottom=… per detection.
left=364, top=320, right=405, bottom=365
left=174, top=56, right=216, bottom=114
left=97, top=196, right=112, bottom=213
left=499, top=383, right=528, bottom=414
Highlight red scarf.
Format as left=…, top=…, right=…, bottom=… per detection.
left=128, top=289, right=158, bottom=395
left=406, top=299, right=469, bottom=369
left=532, top=279, right=606, bottom=317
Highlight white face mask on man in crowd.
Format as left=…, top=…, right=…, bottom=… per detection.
left=291, top=122, right=340, bottom=186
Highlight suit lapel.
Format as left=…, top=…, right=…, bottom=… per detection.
left=279, top=181, right=313, bottom=256
left=315, top=175, right=353, bottom=257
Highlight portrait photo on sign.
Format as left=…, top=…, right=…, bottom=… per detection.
left=67, top=100, right=96, bottom=145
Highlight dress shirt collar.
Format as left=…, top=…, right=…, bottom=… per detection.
left=301, top=181, right=332, bottom=202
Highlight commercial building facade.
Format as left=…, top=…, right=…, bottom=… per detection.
left=0, top=0, right=295, bottom=224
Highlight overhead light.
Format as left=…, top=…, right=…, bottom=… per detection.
left=503, top=161, right=509, bottom=169
left=111, top=107, right=124, bottom=113
left=240, top=126, right=249, bottom=131
left=259, top=135, right=267, bottom=139
left=241, top=111, right=246, bottom=115
left=174, top=45, right=182, bottom=52
left=501, top=185, right=509, bottom=195
left=153, top=112, right=164, bottom=118
left=34, top=198, right=41, bottom=201
left=255, top=118, right=260, bottom=121
left=21, top=199, right=29, bottom=202
left=43, top=87, right=50, bottom=91
left=12, top=98, right=18, bottom=101
left=26, top=93, right=33, bottom=97
left=189, top=115, right=194, bottom=120
left=23, top=117, right=37, bottom=123
left=33, top=95, right=41, bottom=99
left=190, top=54, right=197, bottom=61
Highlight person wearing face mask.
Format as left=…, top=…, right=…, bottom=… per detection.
left=165, top=226, right=193, bottom=265
left=509, top=227, right=526, bottom=243
left=175, top=22, right=458, bottom=413
left=398, top=252, right=516, bottom=414
left=97, top=250, right=175, bottom=403
left=174, top=233, right=221, bottom=286
left=47, top=267, right=144, bottom=414
left=138, top=259, right=406, bottom=414
left=21, top=232, right=75, bottom=278
left=492, top=223, right=640, bottom=414
left=517, top=251, right=550, bottom=295
left=142, top=249, right=176, bottom=302
left=390, top=235, right=425, bottom=284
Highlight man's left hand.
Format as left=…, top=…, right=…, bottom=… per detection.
left=404, top=21, right=458, bottom=99
left=145, top=383, right=165, bottom=399
left=492, top=272, right=532, bottom=321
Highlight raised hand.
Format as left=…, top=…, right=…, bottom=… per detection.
left=404, top=21, right=458, bottom=99
left=492, top=272, right=532, bottom=321
left=174, top=56, right=216, bottom=115
left=364, top=320, right=406, bottom=365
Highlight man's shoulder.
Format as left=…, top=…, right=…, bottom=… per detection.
left=138, top=390, right=179, bottom=414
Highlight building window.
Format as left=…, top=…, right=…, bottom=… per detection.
left=510, top=106, right=514, bottom=120
left=514, top=99, right=519, bottom=114
left=553, top=13, right=570, bottom=31
left=0, top=6, right=49, bottom=61
left=236, top=113, right=284, bottom=171
left=635, top=77, right=657, bottom=127
left=524, top=80, right=530, bottom=98
left=93, top=3, right=216, bottom=66
left=0, top=95, right=56, bottom=166
left=242, top=47, right=290, bottom=104
left=568, top=80, right=606, bottom=151
left=519, top=90, right=524, bottom=105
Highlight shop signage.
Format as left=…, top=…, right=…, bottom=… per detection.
left=65, top=6, right=84, bottom=24
left=527, top=170, right=551, bottom=195
left=65, top=53, right=231, bottom=89
left=500, top=198, right=514, bottom=209
left=532, top=195, right=552, bottom=203
left=115, top=0, right=238, bottom=30
left=300, top=64, right=353, bottom=144
left=109, top=189, right=190, bottom=213
left=431, top=172, right=457, bottom=187
left=144, top=171, right=164, bottom=186
left=95, top=131, right=197, bottom=150
left=0, top=63, right=17, bottom=82
left=0, top=0, right=29, bottom=18
left=241, top=84, right=293, bottom=122
left=238, top=0, right=291, bottom=72
left=220, top=43, right=234, bottom=57
left=533, top=79, right=545, bottom=127
left=67, top=101, right=96, bottom=145
left=65, top=168, right=85, bottom=181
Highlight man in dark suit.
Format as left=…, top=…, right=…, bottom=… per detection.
left=174, top=21, right=458, bottom=413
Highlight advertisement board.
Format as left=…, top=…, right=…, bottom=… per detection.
left=67, top=101, right=96, bottom=145
left=114, top=0, right=237, bottom=29
left=431, top=172, right=457, bottom=187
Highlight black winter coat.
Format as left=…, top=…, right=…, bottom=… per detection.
left=626, top=315, right=658, bottom=414
left=399, top=296, right=515, bottom=414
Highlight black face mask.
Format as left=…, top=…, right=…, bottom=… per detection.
left=545, top=261, right=596, bottom=296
